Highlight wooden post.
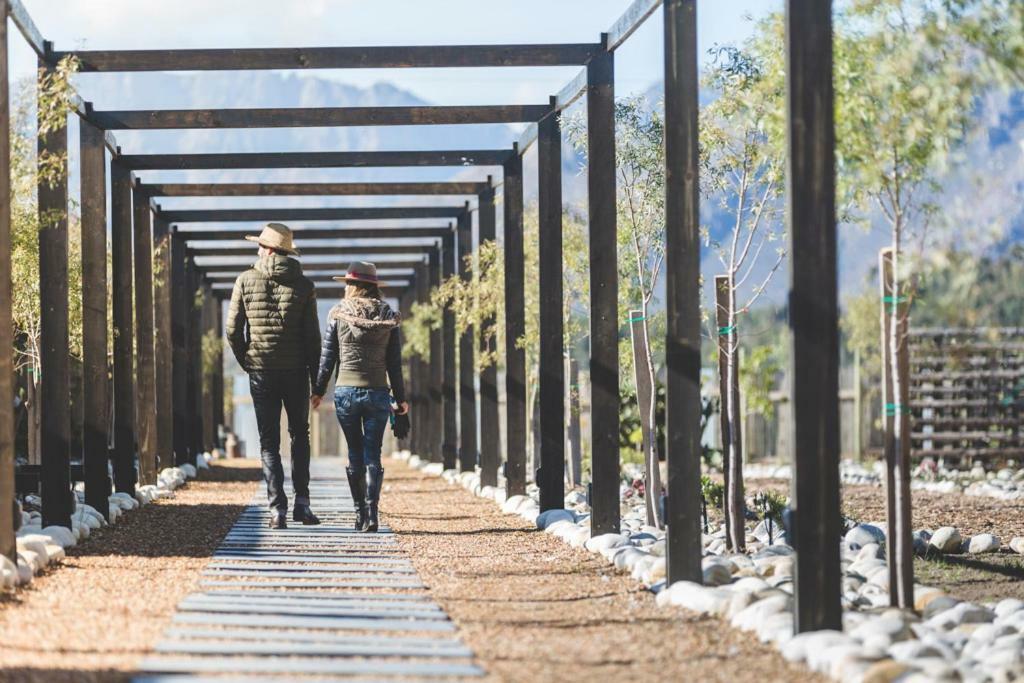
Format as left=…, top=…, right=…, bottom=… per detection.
left=537, top=100, right=565, bottom=511
left=0, top=0, right=15, bottom=560
left=478, top=182, right=500, bottom=487
left=587, top=40, right=620, bottom=533
left=201, top=287, right=216, bottom=451
left=457, top=207, right=478, bottom=472
left=110, top=159, right=136, bottom=494
left=398, top=286, right=416, bottom=454
left=187, top=272, right=204, bottom=461
left=170, top=234, right=189, bottom=465
left=428, top=248, right=443, bottom=464
left=664, top=0, right=703, bottom=584
left=80, top=120, right=111, bottom=516
left=152, top=214, right=175, bottom=470
left=786, top=0, right=842, bottom=632
left=441, top=231, right=458, bottom=470
left=880, top=248, right=913, bottom=607
left=502, top=148, right=528, bottom=496
left=37, top=55, right=72, bottom=528
left=566, top=356, right=582, bottom=487
left=212, top=297, right=225, bottom=439
left=132, top=185, right=158, bottom=486
left=409, top=267, right=426, bottom=456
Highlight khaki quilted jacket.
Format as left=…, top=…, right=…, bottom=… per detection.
left=225, top=254, right=321, bottom=379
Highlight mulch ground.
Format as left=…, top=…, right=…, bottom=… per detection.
left=0, top=459, right=262, bottom=683
left=381, top=457, right=823, bottom=683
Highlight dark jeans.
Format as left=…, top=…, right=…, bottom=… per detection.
left=335, top=386, right=391, bottom=469
left=250, top=370, right=311, bottom=512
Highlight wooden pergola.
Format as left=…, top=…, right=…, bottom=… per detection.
left=0, top=0, right=842, bottom=632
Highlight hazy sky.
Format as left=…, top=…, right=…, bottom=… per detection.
left=11, top=0, right=777, bottom=105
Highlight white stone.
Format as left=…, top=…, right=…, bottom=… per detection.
left=925, top=602, right=995, bottom=630
left=930, top=526, right=963, bottom=553
left=584, top=533, right=629, bottom=554
left=994, top=598, right=1024, bottom=619
left=536, top=509, right=575, bottom=530
left=658, top=581, right=732, bottom=615
left=501, top=495, right=531, bottom=514
left=180, top=463, right=198, bottom=478
left=702, top=562, right=733, bottom=587
left=731, top=595, right=791, bottom=631
left=967, top=533, right=1001, bottom=554
left=40, top=525, right=75, bottom=549
left=15, top=557, right=32, bottom=584
left=1008, top=537, right=1024, bottom=554
left=845, top=523, right=886, bottom=549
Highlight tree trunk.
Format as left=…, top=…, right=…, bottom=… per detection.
left=27, top=369, right=41, bottom=465
left=717, top=275, right=745, bottom=552
left=630, top=309, right=663, bottom=528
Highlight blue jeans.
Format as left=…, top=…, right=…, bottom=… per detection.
left=335, top=386, right=391, bottom=469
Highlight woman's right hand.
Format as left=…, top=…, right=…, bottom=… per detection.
left=310, top=394, right=323, bottom=409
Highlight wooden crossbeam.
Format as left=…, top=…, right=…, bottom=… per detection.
left=121, top=150, right=514, bottom=170
left=162, top=207, right=464, bottom=223
left=7, top=0, right=44, bottom=57
left=174, top=227, right=452, bottom=241
left=144, top=182, right=487, bottom=197
left=54, top=44, right=603, bottom=72
left=89, top=104, right=550, bottom=130
left=190, top=244, right=437, bottom=258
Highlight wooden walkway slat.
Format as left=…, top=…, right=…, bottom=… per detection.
left=134, top=459, right=482, bottom=681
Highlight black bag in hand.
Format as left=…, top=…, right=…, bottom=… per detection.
left=391, top=410, right=410, bottom=440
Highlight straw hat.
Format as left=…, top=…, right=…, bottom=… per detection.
left=245, top=222, right=299, bottom=255
left=332, top=261, right=379, bottom=284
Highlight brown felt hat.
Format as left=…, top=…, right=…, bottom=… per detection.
left=333, top=261, right=379, bottom=284
left=245, top=222, right=299, bottom=255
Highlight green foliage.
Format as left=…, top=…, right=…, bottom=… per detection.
left=201, top=330, right=221, bottom=380
left=11, top=56, right=83, bottom=372
left=740, top=344, right=781, bottom=421
left=701, top=475, right=725, bottom=510
left=431, top=239, right=504, bottom=370
left=403, top=299, right=440, bottom=360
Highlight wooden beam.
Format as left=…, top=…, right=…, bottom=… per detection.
left=90, top=104, right=550, bottom=130
left=0, top=0, right=14, bottom=560
left=7, top=0, right=44, bottom=58
left=786, top=0, right=842, bottom=633
left=143, top=182, right=488, bottom=197
left=477, top=183, right=500, bottom=488
left=56, top=43, right=603, bottom=72
left=38, top=57, right=71, bottom=528
left=152, top=216, right=175, bottom=474
left=197, top=260, right=424, bottom=275
left=441, top=233, right=458, bottom=470
left=456, top=209, right=478, bottom=473
left=163, top=207, right=464, bottom=223
left=133, top=189, right=158, bottom=486
left=110, top=159, right=137, bottom=494
left=586, top=45, right=621, bottom=536
left=517, top=77, right=583, bottom=152
left=607, top=0, right=663, bottom=51
left=120, top=149, right=514, bottom=170
left=170, top=236, right=190, bottom=465
left=174, top=227, right=452, bottom=241
left=536, top=100, right=565, bottom=511
left=80, top=119, right=111, bottom=517
left=502, top=150, right=527, bottom=497
left=663, top=0, right=703, bottom=584
left=190, top=244, right=438, bottom=258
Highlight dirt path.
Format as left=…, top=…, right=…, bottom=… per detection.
left=381, top=457, right=822, bottom=683
left=0, top=460, right=261, bottom=683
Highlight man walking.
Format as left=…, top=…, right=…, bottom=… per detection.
left=226, top=223, right=322, bottom=528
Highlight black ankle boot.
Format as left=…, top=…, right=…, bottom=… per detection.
left=365, top=466, right=384, bottom=533
left=345, top=466, right=368, bottom=531
left=293, top=502, right=321, bottom=526
left=268, top=510, right=287, bottom=529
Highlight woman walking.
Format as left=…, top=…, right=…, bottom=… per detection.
left=311, top=262, right=408, bottom=532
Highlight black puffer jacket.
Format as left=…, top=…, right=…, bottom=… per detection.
left=313, top=297, right=405, bottom=402
left=225, top=255, right=320, bottom=380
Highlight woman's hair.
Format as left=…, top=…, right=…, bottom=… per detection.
left=345, top=281, right=381, bottom=299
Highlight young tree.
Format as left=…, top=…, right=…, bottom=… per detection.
left=701, top=39, right=787, bottom=552
left=566, top=96, right=667, bottom=528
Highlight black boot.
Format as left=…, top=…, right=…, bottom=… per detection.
left=366, top=466, right=384, bottom=533
left=293, top=502, right=321, bottom=526
left=268, top=510, right=287, bottom=529
left=346, top=466, right=368, bottom=531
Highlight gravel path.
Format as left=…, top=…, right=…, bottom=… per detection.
left=0, top=460, right=262, bottom=683
left=382, top=456, right=822, bottom=683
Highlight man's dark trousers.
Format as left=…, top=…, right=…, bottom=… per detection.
left=250, top=369, right=311, bottom=512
